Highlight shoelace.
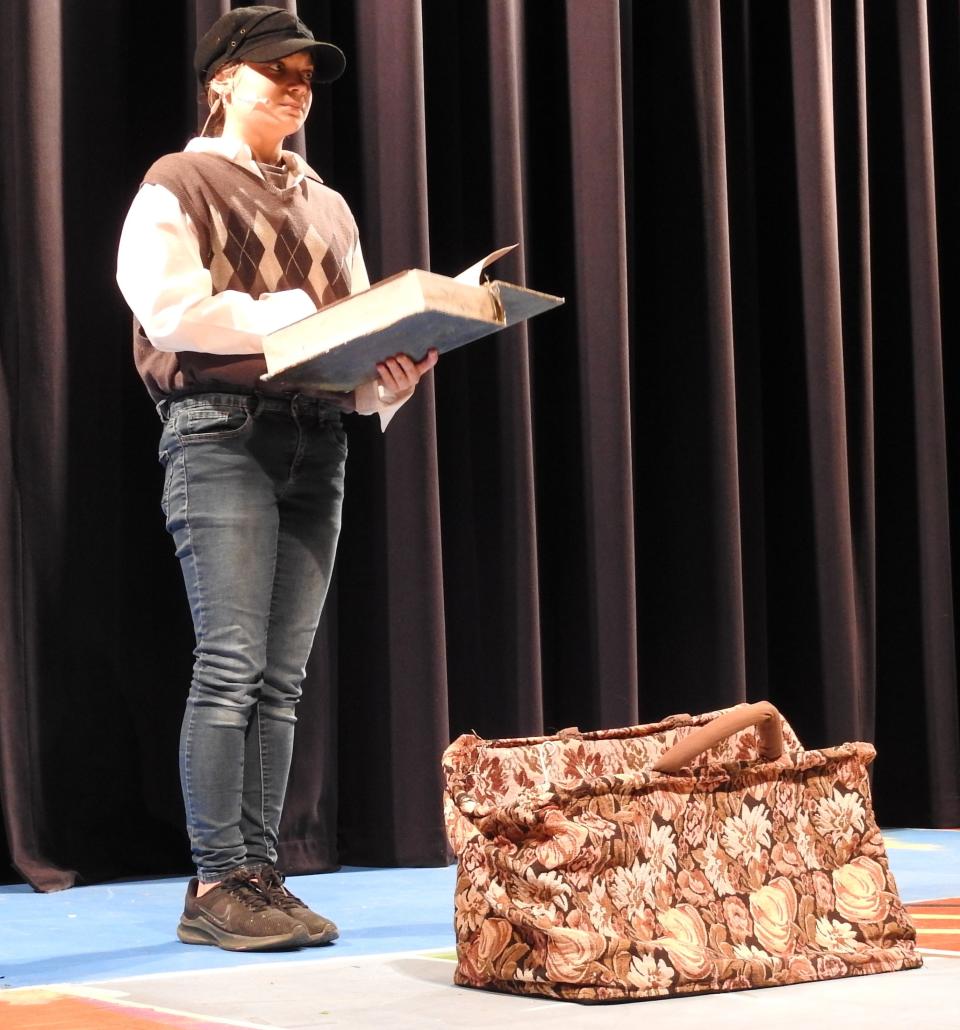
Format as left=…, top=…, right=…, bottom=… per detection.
left=221, top=870, right=273, bottom=911
left=257, top=867, right=305, bottom=911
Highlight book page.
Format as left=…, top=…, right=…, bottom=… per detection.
left=453, top=244, right=518, bottom=286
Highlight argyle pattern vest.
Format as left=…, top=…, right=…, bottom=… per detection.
left=134, top=151, right=359, bottom=403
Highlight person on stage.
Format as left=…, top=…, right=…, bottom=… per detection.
left=117, top=5, right=437, bottom=952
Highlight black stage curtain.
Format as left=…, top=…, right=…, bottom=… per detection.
left=1, top=0, right=957, bottom=891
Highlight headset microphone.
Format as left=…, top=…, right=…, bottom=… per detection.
left=234, top=94, right=271, bottom=107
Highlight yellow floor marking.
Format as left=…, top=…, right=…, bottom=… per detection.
left=882, top=837, right=942, bottom=851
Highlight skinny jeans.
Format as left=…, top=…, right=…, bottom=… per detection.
left=158, top=391, right=346, bottom=883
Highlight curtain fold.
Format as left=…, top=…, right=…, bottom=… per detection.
left=565, top=1, right=638, bottom=729
left=687, top=0, right=748, bottom=706
left=486, top=0, right=544, bottom=736
left=895, top=0, right=959, bottom=824
left=1, top=0, right=958, bottom=890
left=0, top=0, right=76, bottom=891
left=830, top=0, right=877, bottom=746
left=789, top=0, right=866, bottom=743
left=339, top=0, right=450, bottom=865
left=721, top=1, right=771, bottom=704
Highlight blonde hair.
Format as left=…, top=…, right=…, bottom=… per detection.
left=200, top=61, right=241, bottom=137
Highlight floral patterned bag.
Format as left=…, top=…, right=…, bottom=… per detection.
left=442, top=702, right=921, bottom=1002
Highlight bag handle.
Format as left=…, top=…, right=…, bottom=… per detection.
left=651, top=701, right=784, bottom=773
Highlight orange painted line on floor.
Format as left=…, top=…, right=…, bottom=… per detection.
left=907, top=898, right=960, bottom=911
left=907, top=898, right=960, bottom=953
left=0, top=992, right=253, bottom=1030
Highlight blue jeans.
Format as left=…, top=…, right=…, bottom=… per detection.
left=158, top=392, right=347, bottom=883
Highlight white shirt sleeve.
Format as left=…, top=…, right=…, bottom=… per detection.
left=350, top=240, right=371, bottom=293
left=116, top=183, right=317, bottom=355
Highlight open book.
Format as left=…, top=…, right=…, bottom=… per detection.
left=261, top=246, right=563, bottom=392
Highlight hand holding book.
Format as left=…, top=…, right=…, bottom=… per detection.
left=376, top=347, right=439, bottom=405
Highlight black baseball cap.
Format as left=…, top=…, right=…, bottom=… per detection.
left=195, top=5, right=346, bottom=86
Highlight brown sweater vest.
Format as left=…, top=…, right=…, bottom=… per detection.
left=133, top=151, right=359, bottom=403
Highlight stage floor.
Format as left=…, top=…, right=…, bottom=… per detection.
left=1, top=829, right=958, bottom=1028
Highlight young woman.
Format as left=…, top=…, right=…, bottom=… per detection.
left=117, top=5, right=437, bottom=952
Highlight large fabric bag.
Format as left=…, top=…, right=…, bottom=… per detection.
left=442, top=702, right=921, bottom=1002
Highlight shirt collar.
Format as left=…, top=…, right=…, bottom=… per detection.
left=184, top=136, right=324, bottom=186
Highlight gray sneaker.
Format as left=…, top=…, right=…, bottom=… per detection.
left=256, top=865, right=339, bottom=946
left=177, top=868, right=310, bottom=951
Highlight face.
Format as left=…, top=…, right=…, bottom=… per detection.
left=219, top=50, right=315, bottom=137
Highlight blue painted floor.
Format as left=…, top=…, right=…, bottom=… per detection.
left=1, top=865, right=458, bottom=989
left=881, top=829, right=960, bottom=903
left=1, top=830, right=957, bottom=991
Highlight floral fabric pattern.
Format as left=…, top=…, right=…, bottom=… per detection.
left=442, top=706, right=920, bottom=1002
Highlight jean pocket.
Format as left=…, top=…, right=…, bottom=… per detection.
left=160, top=452, right=173, bottom=518
left=174, top=405, right=251, bottom=443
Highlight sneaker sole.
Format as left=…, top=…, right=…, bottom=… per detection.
left=177, top=916, right=310, bottom=952
left=304, top=927, right=339, bottom=946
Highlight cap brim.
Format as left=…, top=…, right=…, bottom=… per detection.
left=239, top=38, right=346, bottom=82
